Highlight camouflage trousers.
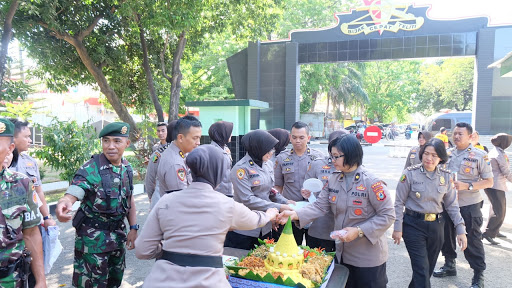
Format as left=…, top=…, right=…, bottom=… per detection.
left=72, top=248, right=126, bottom=288
left=0, top=270, right=24, bottom=288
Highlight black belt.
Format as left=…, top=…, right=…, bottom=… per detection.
left=165, top=189, right=182, bottom=194
left=158, top=250, right=223, bottom=268
left=405, top=208, right=443, bottom=222
left=82, top=217, right=125, bottom=231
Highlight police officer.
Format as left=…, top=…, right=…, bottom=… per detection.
left=278, top=134, right=395, bottom=288
left=301, top=130, right=347, bottom=252
left=393, top=138, right=467, bottom=288
left=208, top=121, right=234, bottom=197
left=404, top=131, right=432, bottom=169
left=224, top=130, right=293, bottom=250
left=9, top=119, right=56, bottom=230
left=145, top=121, right=176, bottom=209
left=433, top=122, right=493, bottom=288
left=157, top=116, right=201, bottom=195
left=152, top=122, right=168, bottom=152
left=274, top=121, right=324, bottom=245
left=0, top=118, right=46, bottom=288
left=55, top=122, right=138, bottom=288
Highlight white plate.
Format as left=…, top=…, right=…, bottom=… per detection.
left=303, top=178, right=323, bottom=193
left=289, top=201, right=310, bottom=210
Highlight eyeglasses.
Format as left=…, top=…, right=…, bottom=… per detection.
left=330, top=154, right=345, bottom=161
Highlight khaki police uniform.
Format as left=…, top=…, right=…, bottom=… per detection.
left=303, top=156, right=335, bottom=251
left=297, top=166, right=395, bottom=288
left=145, top=143, right=170, bottom=208
left=404, top=146, right=421, bottom=170
left=440, top=144, right=492, bottom=272
left=224, top=155, right=288, bottom=250
left=210, top=141, right=233, bottom=197
left=157, top=142, right=192, bottom=195
left=395, top=164, right=465, bottom=287
left=274, top=147, right=324, bottom=244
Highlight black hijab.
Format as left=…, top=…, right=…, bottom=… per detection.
left=185, top=145, right=227, bottom=189
left=267, top=128, right=290, bottom=156
left=208, top=121, right=233, bottom=148
left=491, top=133, right=512, bottom=150
left=328, top=129, right=349, bottom=143
left=241, top=130, right=278, bottom=167
left=165, top=120, right=178, bottom=143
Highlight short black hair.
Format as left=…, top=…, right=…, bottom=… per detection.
left=157, top=122, right=167, bottom=128
left=165, top=120, right=178, bottom=142
left=9, top=118, right=30, bottom=137
left=173, top=115, right=202, bottom=140
left=291, top=121, right=310, bottom=135
left=455, top=122, right=473, bottom=135
left=328, top=134, right=363, bottom=168
left=9, top=148, right=19, bottom=168
left=419, top=138, right=448, bottom=164
left=439, top=127, right=446, bottom=133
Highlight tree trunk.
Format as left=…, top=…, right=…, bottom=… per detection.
left=71, top=39, right=139, bottom=142
left=0, top=0, right=19, bottom=90
left=168, top=31, right=187, bottom=122
left=137, top=18, right=164, bottom=122
left=310, top=91, right=318, bottom=112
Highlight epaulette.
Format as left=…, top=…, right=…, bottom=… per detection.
left=407, top=164, right=422, bottom=171
left=439, top=166, right=451, bottom=173
left=157, top=143, right=171, bottom=153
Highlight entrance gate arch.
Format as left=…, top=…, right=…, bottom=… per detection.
left=227, top=3, right=512, bottom=134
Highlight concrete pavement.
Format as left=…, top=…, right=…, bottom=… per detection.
left=45, top=142, right=512, bottom=287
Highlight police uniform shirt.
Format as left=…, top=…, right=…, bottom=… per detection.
left=447, top=144, right=493, bottom=207
left=13, top=153, right=42, bottom=187
left=210, top=141, right=233, bottom=197
left=145, top=143, right=170, bottom=199
left=157, top=142, right=192, bottom=195
left=489, top=147, right=512, bottom=191
left=297, top=166, right=395, bottom=267
left=404, top=146, right=421, bottom=170
left=152, top=142, right=166, bottom=152
left=274, top=147, right=325, bottom=202
left=394, top=165, right=465, bottom=235
left=303, top=156, right=335, bottom=240
left=231, top=154, right=288, bottom=237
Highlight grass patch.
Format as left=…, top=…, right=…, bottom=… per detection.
left=45, top=189, right=67, bottom=203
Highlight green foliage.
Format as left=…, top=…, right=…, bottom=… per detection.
left=0, top=80, right=32, bottom=101
left=32, top=118, right=101, bottom=183
left=0, top=102, right=34, bottom=120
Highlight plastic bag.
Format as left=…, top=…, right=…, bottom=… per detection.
left=42, top=226, right=63, bottom=274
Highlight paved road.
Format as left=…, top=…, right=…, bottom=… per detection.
left=46, top=141, right=512, bottom=287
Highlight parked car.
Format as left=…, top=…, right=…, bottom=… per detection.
left=425, top=111, right=472, bottom=138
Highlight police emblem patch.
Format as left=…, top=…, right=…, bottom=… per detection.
left=376, top=191, right=386, bottom=201
left=356, top=184, right=366, bottom=191
left=152, top=152, right=160, bottom=163
left=400, top=174, right=406, bottom=183
left=237, top=169, right=245, bottom=179
left=464, top=167, right=471, bottom=174
left=354, top=208, right=363, bottom=216
left=177, top=168, right=186, bottom=181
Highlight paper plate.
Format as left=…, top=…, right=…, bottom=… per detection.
left=289, top=201, right=310, bottom=210
left=303, top=178, right=323, bottom=193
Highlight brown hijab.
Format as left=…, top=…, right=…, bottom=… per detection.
left=186, top=145, right=227, bottom=189
left=418, top=130, right=433, bottom=146
left=208, top=121, right=233, bottom=148
left=267, top=128, right=290, bottom=156
left=241, top=130, right=278, bottom=167
left=491, top=133, right=512, bottom=150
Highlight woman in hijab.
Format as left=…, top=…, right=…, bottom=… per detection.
left=224, top=130, right=294, bottom=250
left=482, top=133, right=512, bottom=244
left=135, top=145, right=278, bottom=288
left=209, top=121, right=234, bottom=197
left=267, top=128, right=291, bottom=174
left=404, top=130, right=432, bottom=169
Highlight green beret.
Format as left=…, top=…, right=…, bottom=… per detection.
left=0, top=118, right=14, bottom=137
left=99, top=122, right=130, bottom=138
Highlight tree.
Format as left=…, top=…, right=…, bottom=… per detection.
left=14, top=0, right=140, bottom=141
left=0, top=0, right=19, bottom=91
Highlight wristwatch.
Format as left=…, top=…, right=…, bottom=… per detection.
left=468, top=183, right=474, bottom=190
left=357, top=226, right=364, bottom=238
left=43, top=215, right=52, bottom=220
left=129, top=224, right=139, bottom=231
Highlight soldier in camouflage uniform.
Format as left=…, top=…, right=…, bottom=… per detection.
left=55, top=122, right=138, bottom=288
left=0, top=118, right=46, bottom=288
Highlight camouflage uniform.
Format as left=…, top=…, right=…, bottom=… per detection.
left=66, top=153, right=133, bottom=288
left=0, top=168, right=41, bottom=288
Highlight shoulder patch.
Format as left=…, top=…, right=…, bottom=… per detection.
left=152, top=152, right=161, bottom=163
left=375, top=190, right=386, bottom=201
left=177, top=168, right=186, bottom=181
left=400, top=174, right=406, bottom=183
left=237, top=168, right=245, bottom=180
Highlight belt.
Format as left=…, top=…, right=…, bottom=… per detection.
left=158, top=250, right=223, bottom=268
left=165, top=189, right=182, bottom=194
left=405, top=208, right=442, bottom=222
left=82, top=217, right=125, bottom=231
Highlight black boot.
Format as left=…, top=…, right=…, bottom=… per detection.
left=470, top=270, right=484, bottom=288
left=433, top=258, right=457, bottom=278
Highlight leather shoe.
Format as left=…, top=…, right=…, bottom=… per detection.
left=497, top=232, right=507, bottom=238
left=433, top=260, right=457, bottom=278
left=483, top=234, right=500, bottom=245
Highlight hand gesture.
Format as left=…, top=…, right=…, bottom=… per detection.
left=457, top=234, right=468, bottom=251
left=276, top=210, right=298, bottom=224
left=301, top=189, right=311, bottom=199
left=126, top=229, right=138, bottom=250
left=338, top=227, right=358, bottom=243
left=279, top=204, right=293, bottom=212
left=392, top=231, right=402, bottom=245
left=265, top=208, right=279, bottom=221
left=55, top=200, right=73, bottom=223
